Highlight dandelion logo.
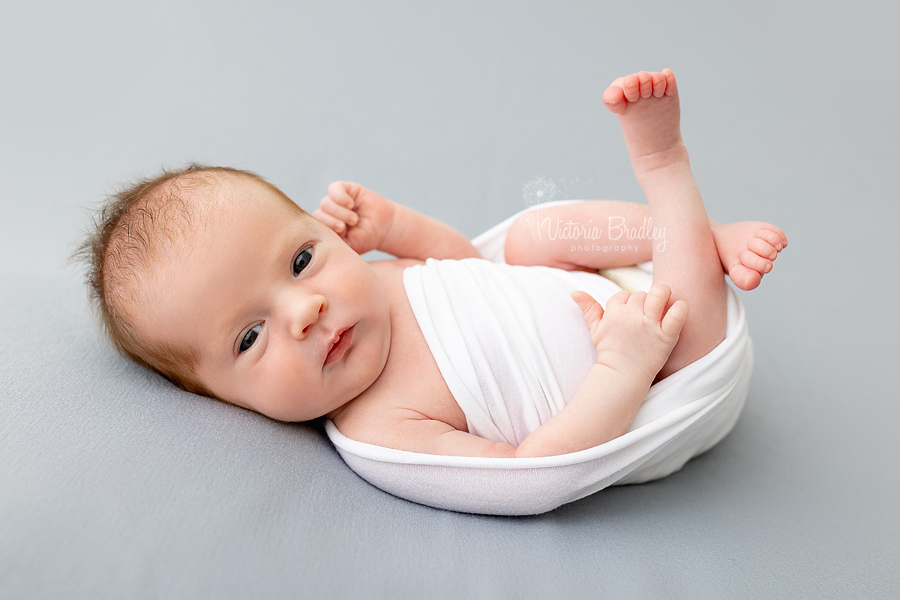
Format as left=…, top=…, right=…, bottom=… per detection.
left=522, top=176, right=558, bottom=207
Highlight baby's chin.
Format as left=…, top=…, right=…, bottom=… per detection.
left=243, top=399, right=314, bottom=424
left=329, top=324, right=393, bottom=422
left=235, top=378, right=373, bottom=424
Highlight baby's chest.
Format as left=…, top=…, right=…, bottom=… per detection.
left=345, top=260, right=468, bottom=433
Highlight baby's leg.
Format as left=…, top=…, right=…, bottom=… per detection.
left=505, top=200, right=664, bottom=270
left=603, top=69, right=725, bottom=380
left=505, top=202, right=788, bottom=291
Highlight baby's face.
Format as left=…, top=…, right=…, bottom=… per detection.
left=139, top=178, right=392, bottom=421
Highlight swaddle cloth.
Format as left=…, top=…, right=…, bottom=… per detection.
left=325, top=200, right=753, bottom=515
left=403, top=258, right=623, bottom=447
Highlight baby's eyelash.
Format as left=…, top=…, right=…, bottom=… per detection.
left=238, top=323, right=262, bottom=354
left=293, top=244, right=315, bottom=276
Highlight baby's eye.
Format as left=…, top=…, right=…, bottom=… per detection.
left=239, top=323, right=262, bottom=354
left=293, top=247, right=313, bottom=276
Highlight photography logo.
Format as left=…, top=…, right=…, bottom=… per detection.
left=522, top=176, right=559, bottom=206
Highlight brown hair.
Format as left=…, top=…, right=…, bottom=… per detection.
left=74, top=163, right=308, bottom=398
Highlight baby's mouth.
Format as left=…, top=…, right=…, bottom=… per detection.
left=324, top=325, right=354, bottom=367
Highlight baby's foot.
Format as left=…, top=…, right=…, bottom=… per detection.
left=712, top=221, right=789, bottom=291
left=602, top=69, right=684, bottom=173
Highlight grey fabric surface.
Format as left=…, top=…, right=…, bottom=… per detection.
left=2, top=0, right=898, bottom=598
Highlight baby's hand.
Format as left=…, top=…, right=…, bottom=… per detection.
left=313, top=182, right=398, bottom=255
left=570, top=284, right=689, bottom=382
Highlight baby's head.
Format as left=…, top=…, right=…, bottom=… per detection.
left=79, top=164, right=392, bottom=421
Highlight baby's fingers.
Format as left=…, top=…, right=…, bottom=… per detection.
left=312, top=208, right=350, bottom=236
left=326, top=181, right=359, bottom=209
left=606, top=289, right=631, bottom=308
left=570, top=291, right=604, bottom=326
left=319, top=195, right=359, bottom=227
left=660, top=299, right=689, bottom=340
left=643, top=284, right=672, bottom=323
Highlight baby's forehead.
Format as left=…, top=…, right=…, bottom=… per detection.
left=149, top=176, right=314, bottom=266
left=108, top=169, right=310, bottom=279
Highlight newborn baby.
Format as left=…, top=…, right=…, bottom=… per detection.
left=79, top=69, right=786, bottom=459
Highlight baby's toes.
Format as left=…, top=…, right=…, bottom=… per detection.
left=637, top=71, right=653, bottom=98
left=602, top=85, right=628, bottom=114
left=765, top=224, right=788, bottom=249
left=662, top=69, right=677, bottom=96
left=756, top=228, right=785, bottom=253
left=748, top=236, right=778, bottom=261
left=730, top=261, right=763, bottom=291
left=622, top=74, right=642, bottom=103
left=651, top=72, right=666, bottom=97
left=741, top=249, right=773, bottom=274
left=643, top=284, right=671, bottom=323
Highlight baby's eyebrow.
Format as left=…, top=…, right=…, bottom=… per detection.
left=216, top=303, right=257, bottom=358
left=276, top=222, right=312, bottom=260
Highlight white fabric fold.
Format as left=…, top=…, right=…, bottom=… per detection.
left=324, top=200, right=753, bottom=515
left=404, top=258, right=623, bottom=447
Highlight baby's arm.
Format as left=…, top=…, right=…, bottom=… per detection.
left=314, top=182, right=481, bottom=260
left=514, top=285, right=687, bottom=456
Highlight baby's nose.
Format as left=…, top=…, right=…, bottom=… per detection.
left=289, top=295, right=328, bottom=340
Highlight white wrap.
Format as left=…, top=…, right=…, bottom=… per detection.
left=403, top=258, right=623, bottom=447
left=325, top=201, right=753, bottom=515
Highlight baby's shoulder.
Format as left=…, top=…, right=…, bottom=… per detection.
left=331, top=383, right=466, bottom=450
left=368, top=257, right=426, bottom=274
left=329, top=391, right=411, bottom=443
left=367, top=258, right=425, bottom=306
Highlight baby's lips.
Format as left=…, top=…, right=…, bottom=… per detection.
left=323, top=325, right=354, bottom=367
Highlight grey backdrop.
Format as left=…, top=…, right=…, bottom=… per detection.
left=2, top=1, right=898, bottom=598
